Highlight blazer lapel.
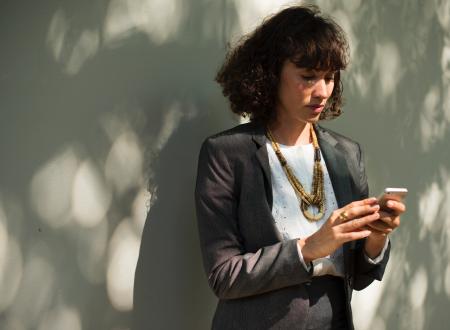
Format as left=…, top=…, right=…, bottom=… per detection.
left=251, top=123, right=273, bottom=208
left=316, top=126, right=353, bottom=208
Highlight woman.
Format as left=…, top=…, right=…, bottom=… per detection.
left=195, top=5, right=405, bottom=330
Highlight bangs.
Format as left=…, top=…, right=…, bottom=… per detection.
left=288, top=18, right=349, bottom=71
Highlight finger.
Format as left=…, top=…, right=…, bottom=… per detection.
left=379, top=210, right=394, bottom=218
left=383, top=200, right=406, bottom=214
left=377, top=211, right=401, bottom=228
left=366, top=227, right=389, bottom=237
left=342, top=197, right=378, bottom=211
left=378, top=211, right=397, bottom=224
left=366, top=221, right=393, bottom=234
left=338, top=204, right=380, bottom=223
left=380, top=216, right=401, bottom=229
left=333, top=209, right=351, bottom=223
left=339, top=212, right=380, bottom=232
left=362, top=225, right=387, bottom=235
left=332, top=198, right=378, bottom=223
left=340, top=229, right=372, bottom=243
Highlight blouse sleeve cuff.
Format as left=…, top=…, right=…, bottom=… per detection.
left=296, top=240, right=313, bottom=272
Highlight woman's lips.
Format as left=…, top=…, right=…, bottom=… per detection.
left=307, top=104, right=324, bottom=113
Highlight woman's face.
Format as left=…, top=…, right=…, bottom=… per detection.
left=275, top=60, right=335, bottom=125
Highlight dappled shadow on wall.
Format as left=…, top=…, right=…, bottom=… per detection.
left=0, top=106, right=223, bottom=330
left=0, top=0, right=242, bottom=329
left=46, top=0, right=186, bottom=76
left=3, top=0, right=450, bottom=329
left=0, top=114, right=148, bottom=330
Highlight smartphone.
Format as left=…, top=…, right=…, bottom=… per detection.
left=378, top=187, right=408, bottom=210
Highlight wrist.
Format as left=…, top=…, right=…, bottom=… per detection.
left=297, top=238, right=313, bottom=264
left=367, top=230, right=388, bottom=243
left=364, top=234, right=387, bottom=259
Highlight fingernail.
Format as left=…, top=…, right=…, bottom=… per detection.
left=387, top=201, right=393, bottom=207
left=369, top=197, right=377, bottom=202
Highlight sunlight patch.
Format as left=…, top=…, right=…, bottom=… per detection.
left=104, top=0, right=184, bottom=46
left=351, top=279, right=385, bottom=330
left=0, top=203, right=23, bottom=313
left=29, top=147, right=79, bottom=228
left=107, top=219, right=140, bottom=311
left=105, top=131, right=143, bottom=196
left=46, top=9, right=68, bottom=61
left=409, top=267, right=428, bottom=309
left=420, top=85, right=446, bottom=151
left=72, top=160, right=111, bottom=228
left=418, top=181, right=444, bottom=239
left=374, top=42, right=403, bottom=100
left=47, top=9, right=99, bottom=75
left=154, top=102, right=184, bottom=151
left=65, top=29, right=100, bottom=75
left=232, top=0, right=296, bottom=37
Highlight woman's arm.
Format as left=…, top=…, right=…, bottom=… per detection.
left=195, top=138, right=313, bottom=300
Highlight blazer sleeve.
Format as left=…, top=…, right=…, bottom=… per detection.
left=352, top=143, right=391, bottom=291
left=195, top=138, right=313, bottom=300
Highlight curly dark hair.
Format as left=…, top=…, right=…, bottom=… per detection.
left=215, top=5, right=350, bottom=124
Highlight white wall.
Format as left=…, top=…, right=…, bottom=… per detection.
left=0, top=0, right=449, bottom=329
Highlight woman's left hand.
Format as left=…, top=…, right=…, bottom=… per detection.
left=367, top=200, right=406, bottom=237
left=364, top=200, right=406, bottom=258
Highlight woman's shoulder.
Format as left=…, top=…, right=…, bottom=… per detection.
left=198, top=121, right=263, bottom=165
left=202, top=121, right=261, bottom=148
left=207, top=121, right=260, bottom=139
left=316, top=124, right=362, bottom=152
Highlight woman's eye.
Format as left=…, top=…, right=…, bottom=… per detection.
left=300, top=74, right=334, bottom=84
left=301, top=75, right=316, bottom=82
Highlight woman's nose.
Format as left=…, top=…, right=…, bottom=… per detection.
left=312, top=79, right=329, bottom=99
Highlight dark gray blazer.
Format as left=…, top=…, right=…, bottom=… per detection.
left=195, top=121, right=390, bottom=330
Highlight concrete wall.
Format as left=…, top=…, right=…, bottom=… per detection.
left=0, top=0, right=449, bottom=329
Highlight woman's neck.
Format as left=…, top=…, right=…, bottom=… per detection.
left=268, top=120, right=312, bottom=146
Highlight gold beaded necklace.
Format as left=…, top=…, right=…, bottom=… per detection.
left=266, top=124, right=325, bottom=222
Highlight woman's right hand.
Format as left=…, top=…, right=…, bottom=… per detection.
left=297, top=197, right=380, bottom=263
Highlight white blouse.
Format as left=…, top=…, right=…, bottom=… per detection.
left=267, top=140, right=387, bottom=277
